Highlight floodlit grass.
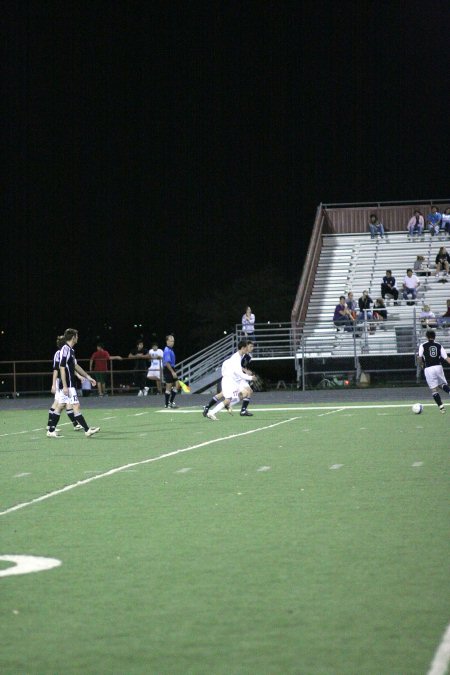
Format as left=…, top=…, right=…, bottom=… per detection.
left=0, top=402, right=449, bottom=674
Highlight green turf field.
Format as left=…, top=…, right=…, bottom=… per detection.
left=1, top=402, right=449, bottom=674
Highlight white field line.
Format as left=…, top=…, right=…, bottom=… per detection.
left=0, top=417, right=300, bottom=517
left=317, top=408, right=344, bottom=417
left=427, top=622, right=450, bottom=675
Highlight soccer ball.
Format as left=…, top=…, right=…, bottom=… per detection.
left=412, top=403, right=423, bottom=414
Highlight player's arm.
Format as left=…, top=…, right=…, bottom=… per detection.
left=51, top=367, right=58, bottom=394
left=75, top=363, right=96, bottom=386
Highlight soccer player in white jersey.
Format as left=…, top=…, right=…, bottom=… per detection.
left=47, top=328, right=99, bottom=437
left=206, top=340, right=255, bottom=420
left=46, top=335, right=84, bottom=433
left=145, top=342, right=164, bottom=395
left=418, top=329, right=450, bottom=413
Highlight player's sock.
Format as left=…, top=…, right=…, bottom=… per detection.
left=66, top=408, right=77, bottom=427
left=74, top=414, right=89, bottom=432
left=169, top=388, right=177, bottom=404
left=442, top=384, right=450, bottom=394
left=210, top=401, right=225, bottom=415
left=433, top=392, right=443, bottom=407
left=165, top=392, right=170, bottom=407
left=241, top=397, right=250, bottom=413
left=49, top=411, right=61, bottom=432
left=47, top=407, right=55, bottom=427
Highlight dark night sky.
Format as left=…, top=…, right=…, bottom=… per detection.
left=3, top=0, right=450, bottom=360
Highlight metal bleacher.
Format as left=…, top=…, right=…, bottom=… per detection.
left=301, top=231, right=450, bottom=359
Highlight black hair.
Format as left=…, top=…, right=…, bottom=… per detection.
left=426, top=329, right=436, bottom=340
left=238, top=339, right=249, bottom=350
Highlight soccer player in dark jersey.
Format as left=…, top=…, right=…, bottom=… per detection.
left=417, top=329, right=450, bottom=413
left=202, top=340, right=256, bottom=417
left=47, top=328, right=99, bottom=437
left=163, top=334, right=180, bottom=409
left=47, top=335, right=84, bottom=433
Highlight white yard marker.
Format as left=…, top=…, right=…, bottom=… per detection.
left=13, top=473, right=31, bottom=478
left=427, top=622, right=450, bottom=675
left=175, top=467, right=192, bottom=474
left=257, top=466, right=271, bottom=472
left=412, top=461, right=424, bottom=467
left=330, top=464, right=344, bottom=470
left=0, top=417, right=300, bottom=517
left=318, top=408, right=344, bottom=417
left=0, top=555, right=61, bottom=577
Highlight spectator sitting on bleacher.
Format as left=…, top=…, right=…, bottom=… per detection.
left=368, top=213, right=385, bottom=240
left=427, top=206, right=442, bottom=237
left=380, top=270, right=399, bottom=304
left=358, top=290, right=373, bottom=320
left=442, top=208, right=450, bottom=237
left=407, top=210, right=424, bottom=238
left=373, top=298, right=387, bottom=321
left=402, top=268, right=420, bottom=304
left=435, top=247, right=450, bottom=279
left=345, top=291, right=358, bottom=318
left=437, top=300, right=450, bottom=327
left=420, top=305, right=437, bottom=329
left=333, top=296, right=355, bottom=331
left=413, top=255, right=430, bottom=277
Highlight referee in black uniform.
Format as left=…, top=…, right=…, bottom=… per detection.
left=418, top=329, right=450, bottom=413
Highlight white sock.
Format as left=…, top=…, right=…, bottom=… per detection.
left=210, top=401, right=225, bottom=415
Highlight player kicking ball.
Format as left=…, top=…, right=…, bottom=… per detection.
left=206, top=340, right=256, bottom=420
left=417, top=329, right=450, bottom=413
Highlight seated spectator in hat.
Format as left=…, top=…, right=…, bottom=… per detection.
left=380, top=270, right=399, bottom=303
left=402, top=269, right=420, bottom=303
left=413, top=255, right=430, bottom=277
left=333, top=296, right=355, bottom=331
left=368, top=213, right=385, bottom=240
left=427, top=206, right=442, bottom=237
left=407, top=210, right=424, bottom=238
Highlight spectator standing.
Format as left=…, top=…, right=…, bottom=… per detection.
left=442, top=208, right=450, bottom=236
left=435, top=247, right=450, bottom=278
left=242, top=306, right=255, bottom=338
left=368, top=213, right=385, bottom=240
left=380, top=270, right=399, bottom=304
left=427, top=206, right=442, bottom=237
left=333, top=296, right=354, bottom=331
left=128, top=339, right=149, bottom=396
left=407, top=210, right=424, bottom=238
left=89, top=343, right=122, bottom=397
left=402, top=269, right=420, bottom=304
left=145, top=341, right=164, bottom=395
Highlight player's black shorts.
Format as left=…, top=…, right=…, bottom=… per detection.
left=163, top=367, right=178, bottom=384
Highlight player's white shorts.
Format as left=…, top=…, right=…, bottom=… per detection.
left=56, top=387, right=79, bottom=406
left=424, top=365, right=448, bottom=390
left=147, top=368, right=161, bottom=380
left=221, top=377, right=251, bottom=401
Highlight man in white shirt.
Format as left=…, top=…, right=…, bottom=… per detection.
left=145, top=342, right=164, bottom=395
left=402, top=268, right=420, bottom=304
left=206, top=340, right=255, bottom=420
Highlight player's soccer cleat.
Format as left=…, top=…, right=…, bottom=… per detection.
left=47, top=430, right=61, bottom=438
left=240, top=410, right=253, bottom=417
left=440, top=405, right=446, bottom=414
left=169, top=402, right=178, bottom=408
left=202, top=406, right=209, bottom=417
left=144, top=387, right=149, bottom=396
left=74, top=424, right=83, bottom=430
left=85, top=427, right=100, bottom=437
left=206, top=411, right=218, bottom=421
left=137, top=390, right=143, bottom=396
left=164, top=404, right=169, bottom=409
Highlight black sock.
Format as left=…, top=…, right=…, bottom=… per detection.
left=165, top=392, right=170, bottom=406
left=49, top=411, right=60, bottom=432
left=433, top=392, right=443, bottom=407
left=241, top=398, right=250, bottom=412
left=442, top=384, right=450, bottom=394
left=74, top=414, right=89, bottom=431
left=47, top=407, right=55, bottom=427
left=170, top=388, right=177, bottom=404
left=66, top=408, right=77, bottom=426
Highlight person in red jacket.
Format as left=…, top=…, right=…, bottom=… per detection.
left=89, top=343, right=122, bottom=397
